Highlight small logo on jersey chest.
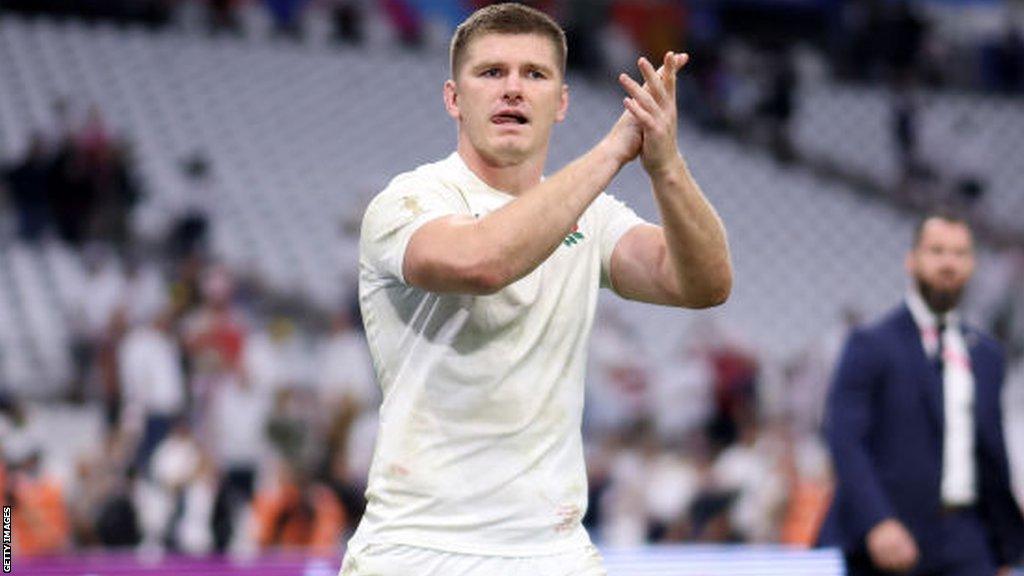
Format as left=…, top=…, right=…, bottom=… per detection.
left=401, top=195, right=424, bottom=217
left=562, top=224, right=584, bottom=247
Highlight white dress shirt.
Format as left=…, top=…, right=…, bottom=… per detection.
left=907, top=289, right=977, bottom=506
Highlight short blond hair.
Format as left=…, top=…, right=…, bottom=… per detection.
left=450, top=3, right=567, bottom=79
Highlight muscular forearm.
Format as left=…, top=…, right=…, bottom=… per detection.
left=411, top=136, right=630, bottom=294
left=475, top=142, right=625, bottom=287
left=649, top=156, right=732, bottom=306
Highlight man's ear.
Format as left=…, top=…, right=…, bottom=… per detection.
left=556, top=83, right=569, bottom=123
left=444, top=79, right=460, bottom=120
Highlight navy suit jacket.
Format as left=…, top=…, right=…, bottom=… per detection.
left=819, top=304, right=1024, bottom=569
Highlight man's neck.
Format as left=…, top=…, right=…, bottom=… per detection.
left=456, top=140, right=546, bottom=195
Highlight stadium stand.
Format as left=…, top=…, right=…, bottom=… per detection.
left=793, top=81, right=1024, bottom=238
left=0, top=15, right=957, bottom=376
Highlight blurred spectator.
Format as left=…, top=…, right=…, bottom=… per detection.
left=988, top=25, right=1024, bottom=94
left=599, top=428, right=653, bottom=547
left=207, top=0, right=243, bottom=35
left=316, top=309, right=375, bottom=413
left=244, top=317, right=309, bottom=395
left=949, top=115, right=988, bottom=207
left=93, top=466, right=143, bottom=548
left=0, top=395, right=37, bottom=462
left=988, top=249, right=1024, bottom=362
left=563, top=0, right=607, bottom=76
left=65, top=430, right=144, bottom=548
left=90, top=141, right=142, bottom=251
left=7, top=451, right=71, bottom=555
left=180, top=266, right=249, bottom=470
left=779, top=433, right=832, bottom=548
left=121, top=256, right=171, bottom=327
left=67, top=247, right=128, bottom=407
left=687, top=489, right=737, bottom=543
left=609, top=0, right=686, bottom=64
left=0, top=0, right=171, bottom=26
left=264, top=0, right=311, bottom=39
left=170, top=153, right=213, bottom=260
left=755, top=49, right=797, bottom=163
left=677, top=38, right=731, bottom=131
left=76, top=106, right=113, bottom=165
left=833, top=0, right=931, bottom=85
left=1006, top=361, right=1024, bottom=510
left=183, top=266, right=247, bottom=381
left=702, top=323, right=759, bottom=450
left=323, top=405, right=376, bottom=536
left=644, top=441, right=702, bottom=543
left=3, top=134, right=52, bottom=242
left=833, top=0, right=883, bottom=81
left=253, top=461, right=345, bottom=553
left=585, top=308, right=650, bottom=438
left=785, top=307, right=861, bottom=436
left=169, top=253, right=207, bottom=317
left=30, top=103, right=142, bottom=250
left=95, top=306, right=130, bottom=429
left=328, top=0, right=365, bottom=45
left=380, top=0, right=424, bottom=47
left=173, top=453, right=220, bottom=554
left=651, top=335, right=713, bottom=443
left=208, top=372, right=271, bottom=551
left=922, top=113, right=988, bottom=209
left=267, top=387, right=318, bottom=471
left=119, top=308, right=187, bottom=473
left=879, top=1, right=927, bottom=82
left=314, top=307, right=376, bottom=527
left=47, top=136, right=98, bottom=246
left=891, top=75, right=925, bottom=194
left=711, top=420, right=787, bottom=543
left=146, top=422, right=215, bottom=553
left=42, top=97, right=80, bottom=152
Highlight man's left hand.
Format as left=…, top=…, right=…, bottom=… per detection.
left=618, top=52, right=689, bottom=179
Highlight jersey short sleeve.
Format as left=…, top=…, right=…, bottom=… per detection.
left=594, top=193, right=646, bottom=289
left=360, top=176, right=462, bottom=284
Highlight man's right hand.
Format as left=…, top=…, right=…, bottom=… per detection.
left=866, top=518, right=919, bottom=573
left=600, top=109, right=643, bottom=167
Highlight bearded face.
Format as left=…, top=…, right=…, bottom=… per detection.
left=907, top=218, right=975, bottom=314
left=915, top=275, right=965, bottom=314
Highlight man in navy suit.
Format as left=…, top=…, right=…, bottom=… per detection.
left=820, top=213, right=1024, bottom=575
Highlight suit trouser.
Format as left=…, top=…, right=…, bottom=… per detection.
left=845, top=508, right=997, bottom=576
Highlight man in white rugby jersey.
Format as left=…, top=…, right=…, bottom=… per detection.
left=342, top=3, right=732, bottom=575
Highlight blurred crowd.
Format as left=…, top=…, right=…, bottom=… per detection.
left=0, top=244, right=380, bottom=557
left=2, top=100, right=139, bottom=250
left=2, top=1, right=1021, bottom=92
left=581, top=310, right=837, bottom=547
left=4, top=1, right=1021, bottom=191
left=3, top=224, right=1019, bottom=558
left=2, top=238, right=1022, bottom=557
left=0, top=240, right=836, bottom=558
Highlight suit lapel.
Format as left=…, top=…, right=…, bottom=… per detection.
left=895, top=306, right=944, bottom=436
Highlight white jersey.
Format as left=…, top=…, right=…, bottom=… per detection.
left=352, top=152, right=645, bottom=556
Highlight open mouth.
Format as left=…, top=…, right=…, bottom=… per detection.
left=492, top=112, right=529, bottom=125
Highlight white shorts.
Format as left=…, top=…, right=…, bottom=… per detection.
left=339, top=542, right=607, bottom=576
